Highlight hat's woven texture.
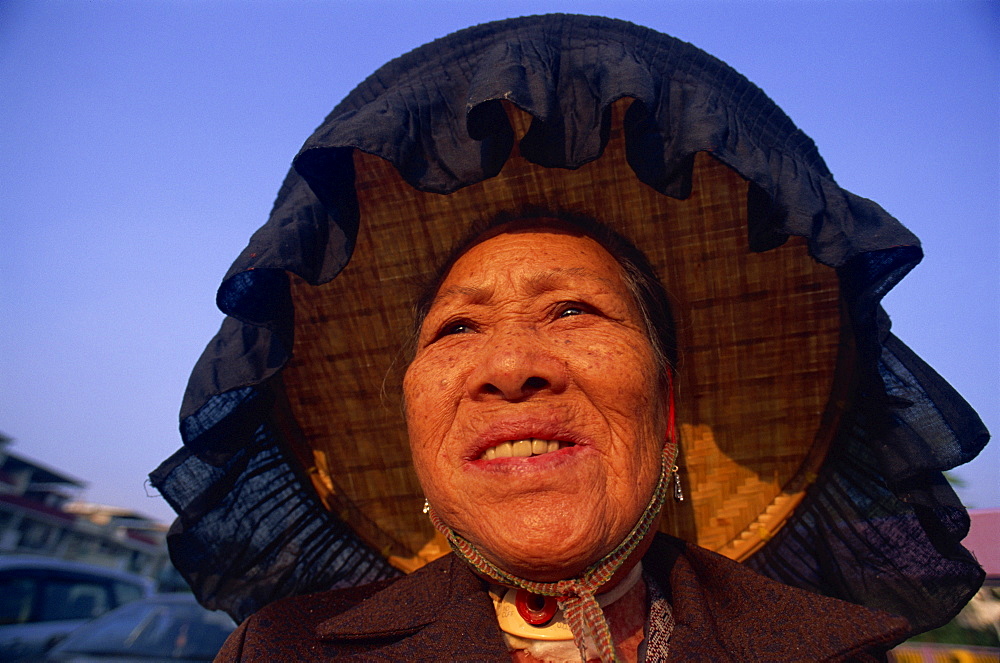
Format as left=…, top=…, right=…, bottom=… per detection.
left=150, top=14, right=988, bottom=631
left=283, top=104, right=845, bottom=564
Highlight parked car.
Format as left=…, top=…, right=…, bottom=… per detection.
left=0, top=555, right=154, bottom=660
left=44, top=593, right=236, bottom=662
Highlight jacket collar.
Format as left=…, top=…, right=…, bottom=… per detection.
left=316, top=553, right=510, bottom=659
left=316, top=535, right=910, bottom=661
left=645, top=536, right=911, bottom=661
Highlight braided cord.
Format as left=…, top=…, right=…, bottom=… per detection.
left=428, top=451, right=669, bottom=662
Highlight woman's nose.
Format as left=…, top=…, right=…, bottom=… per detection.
left=466, top=332, right=568, bottom=401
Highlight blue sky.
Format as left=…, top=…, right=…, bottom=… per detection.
left=1, top=0, right=996, bottom=526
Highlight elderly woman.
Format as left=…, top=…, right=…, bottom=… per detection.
left=214, top=214, right=920, bottom=661
left=407, top=215, right=683, bottom=660
left=150, top=14, right=987, bottom=663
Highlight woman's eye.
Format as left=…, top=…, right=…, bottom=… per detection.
left=441, top=321, right=473, bottom=336
left=559, top=307, right=585, bottom=318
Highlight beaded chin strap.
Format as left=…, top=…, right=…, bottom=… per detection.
left=427, top=450, right=670, bottom=663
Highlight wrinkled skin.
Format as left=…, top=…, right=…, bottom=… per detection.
left=404, top=226, right=671, bottom=581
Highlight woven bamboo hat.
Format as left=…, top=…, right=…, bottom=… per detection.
left=151, top=14, right=987, bottom=631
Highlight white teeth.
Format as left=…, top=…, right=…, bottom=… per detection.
left=481, top=438, right=570, bottom=460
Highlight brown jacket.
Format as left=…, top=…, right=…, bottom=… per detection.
left=216, top=535, right=909, bottom=661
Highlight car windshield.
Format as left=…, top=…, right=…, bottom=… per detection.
left=53, top=597, right=235, bottom=660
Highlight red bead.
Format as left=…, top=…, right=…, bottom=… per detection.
left=515, top=589, right=558, bottom=625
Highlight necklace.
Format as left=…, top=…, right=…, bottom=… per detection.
left=494, top=562, right=644, bottom=641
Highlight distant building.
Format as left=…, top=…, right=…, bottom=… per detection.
left=0, top=436, right=168, bottom=579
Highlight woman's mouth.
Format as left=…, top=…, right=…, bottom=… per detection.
left=479, top=439, right=574, bottom=460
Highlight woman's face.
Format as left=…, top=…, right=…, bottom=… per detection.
left=404, top=227, right=670, bottom=581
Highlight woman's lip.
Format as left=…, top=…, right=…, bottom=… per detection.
left=464, top=416, right=590, bottom=461
left=468, top=443, right=584, bottom=471
left=477, top=438, right=575, bottom=461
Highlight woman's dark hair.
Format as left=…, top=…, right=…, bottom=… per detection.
left=409, top=208, right=677, bottom=376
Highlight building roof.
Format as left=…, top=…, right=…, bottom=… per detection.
left=0, top=450, right=85, bottom=487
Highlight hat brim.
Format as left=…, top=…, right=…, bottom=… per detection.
left=282, top=101, right=849, bottom=566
